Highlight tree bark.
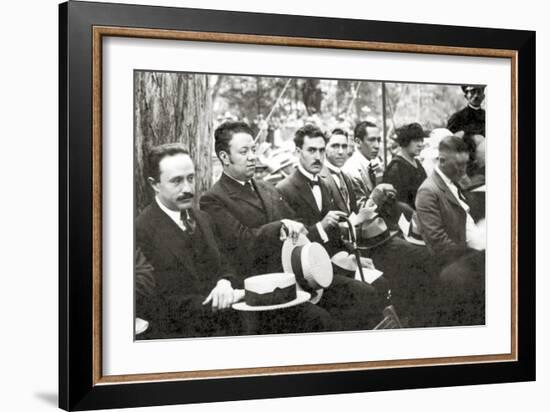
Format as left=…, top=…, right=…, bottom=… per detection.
left=134, top=72, right=213, bottom=214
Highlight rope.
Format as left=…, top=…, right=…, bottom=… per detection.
left=254, top=78, right=293, bottom=143
left=345, top=81, right=362, bottom=118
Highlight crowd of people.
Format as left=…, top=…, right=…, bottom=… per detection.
left=135, top=85, right=487, bottom=339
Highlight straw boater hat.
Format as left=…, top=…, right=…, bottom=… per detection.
left=232, top=273, right=310, bottom=311
left=281, top=234, right=333, bottom=293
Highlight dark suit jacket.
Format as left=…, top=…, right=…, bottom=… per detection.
left=276, top=169, right=342, bottom=255
left=200, top=173, right=296, bottom=283
left=415, top=171, right=467, bottom=264
left=319, top=166, right=358, bottom=215
left=136, top=201, right=233, bottom=337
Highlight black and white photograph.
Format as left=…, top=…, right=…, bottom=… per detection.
left=133, top=71, right=487, bottom=340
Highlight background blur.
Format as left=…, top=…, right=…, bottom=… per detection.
left=135, top=71, right=470, bottom=211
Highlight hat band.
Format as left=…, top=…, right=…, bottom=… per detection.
left=291, top=246, right=317, bottom=293
left=244, top=284, right=296, bottom=307
left=359, top=229, right=391, bottom=248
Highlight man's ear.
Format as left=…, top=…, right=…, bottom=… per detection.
left=147, top=177, right=158, bottom=192
left=219, top=151, right=229, bottom=166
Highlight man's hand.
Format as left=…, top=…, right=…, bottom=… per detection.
left=202, top=279, right=235, bottom=311
left=280, top=219, right=308, bottom=243
left=320, top=210, right=347, bottom=231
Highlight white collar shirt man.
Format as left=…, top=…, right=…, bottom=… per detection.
left=156, top=196, right=188, bottom=232
left=434, top=166, right=484, bottom=250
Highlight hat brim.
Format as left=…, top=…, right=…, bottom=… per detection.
left=403, top=235, right=426, bottom=246
left=281, top=233, right=310, bottom=274
left=232, top=290, right=311, bottom=311
left=357, top=230, right=400, bottom=250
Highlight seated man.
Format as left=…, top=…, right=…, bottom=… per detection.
left=136, top=143, right=240, bottom=339
left=200, top=121, right=336, bottom=334
left=415, top=135, right=486, bottom=326
left=342, top=121, right=385, bottom=206
left=276, top=124, right=387, bottom=330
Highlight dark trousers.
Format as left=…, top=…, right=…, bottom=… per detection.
left=435, top=250, right=485, bottom=326
left=365, top=236, right=439, bottom=327
left=318, top=274, right=386, bottom=330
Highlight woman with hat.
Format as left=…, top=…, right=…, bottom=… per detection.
left=383, top=123, right=428, bottom=210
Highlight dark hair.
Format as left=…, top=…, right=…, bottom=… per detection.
left=330, top=128, right=348, bottom=138
left=395, top=122, right=427, bottom=147
left=146, top=143, right=189, bottom=181
left=438, top=135, right=469, bottom=154
left=294, top=124, right=327, bottom=149
left=214, top=121, right=254, bottom=159
left=354, top=121, right=378, bottom=141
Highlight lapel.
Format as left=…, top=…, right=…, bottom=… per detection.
left=149, top=202, right=199, bottom=274
left=341, top=172, right=357, bottom=213
left=432, top=171, right=462, bottom=209
left=291, top=169, right=323, bottom=216
left=350, top=152, right=373, bottom=193
left=252, top=179, right=277, bottom=221
left=320, top=167, right=349, bottom=214
left=221, top=173, right=266, bottom=214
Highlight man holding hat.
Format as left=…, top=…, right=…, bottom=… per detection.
left=136, top=144, right=241, bottom=339
left=201, top=121, right=335, bottom=334
left=447, top=85, right=486, bottom=136
left=276, top=124, right=386, bottom=330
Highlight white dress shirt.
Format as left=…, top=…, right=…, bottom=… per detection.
left=434, top=167, right=484, bottom=250
left=297, top=165, right=329, bottom=243
left=155, top=196, right=188, bottom=232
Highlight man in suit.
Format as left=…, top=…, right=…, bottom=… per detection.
left=136, top=144, right=240, bottom=339
left=415, top=135, right=485, bottom=325
left=200, top=121, right=336, bottom=334
left=342, top=121, right=385, bottom=205
left=319, top=128, right=358, bottom=215
left=276, top=124, right=385, bottom=330
left=447, top=85, right=486, bottom=136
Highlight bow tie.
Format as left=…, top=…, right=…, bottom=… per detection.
left=309, top=180, right=320, bottom=187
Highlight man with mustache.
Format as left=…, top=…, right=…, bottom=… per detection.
left=342, top=121, right=385, bottom=206
left=136, top=143, right=240, bottom=339
left=201, top=121, right=335, bottom=334
left=276, top=124, right=385, bottom=330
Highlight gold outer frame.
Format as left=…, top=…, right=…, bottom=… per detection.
left=91, top=26, right=518, bottom=386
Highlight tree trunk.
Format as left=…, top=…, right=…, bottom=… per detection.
left=301, top=78, right=323, bottom=115
left=134, top=72, right=213, bottom=214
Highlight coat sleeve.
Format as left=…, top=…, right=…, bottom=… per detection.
left=415, top=186, right=466, bottom=263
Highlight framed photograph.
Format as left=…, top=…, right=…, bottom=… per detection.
left=59, top=1, right=535, bottom=410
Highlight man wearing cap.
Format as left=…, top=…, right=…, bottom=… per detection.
left=136, top=144, right=241, bottom=339
left=415, top=135, right=486, bottom=325
left=276, top=124, right=386, bottom=330
left=342, top=121, right=385, bottom=206
left=200, top=121, right=335, bottom=334
left=447, top=85, right=486, bottom=136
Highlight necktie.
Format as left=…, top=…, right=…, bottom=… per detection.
left=309, top=179, right=322, bottom=211
left=368, top=163, right=377, bottom=187
left=180, top=209, right=196, bottom=234
left=309, top=180, right=319, bottom=188
left=244, top=181, right=254, bottom=192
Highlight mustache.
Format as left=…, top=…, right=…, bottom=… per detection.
left=312, top=161, right=322, bottom=166
left=177, top=192, right=194, bottom=201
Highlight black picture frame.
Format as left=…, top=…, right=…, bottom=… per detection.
left=59, top=1, right=535, bottom=410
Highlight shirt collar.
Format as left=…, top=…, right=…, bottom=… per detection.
left=223, top=171, right=249, bottom=186
left=435, top=165, right=454, bottom=188
left=297, top=164, right=319, bottom=182
left=468, top=103, right=482, bottom=111
left=155, top=196, right=182, bottom=222
left=325, top=161, right=341, bottom=174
